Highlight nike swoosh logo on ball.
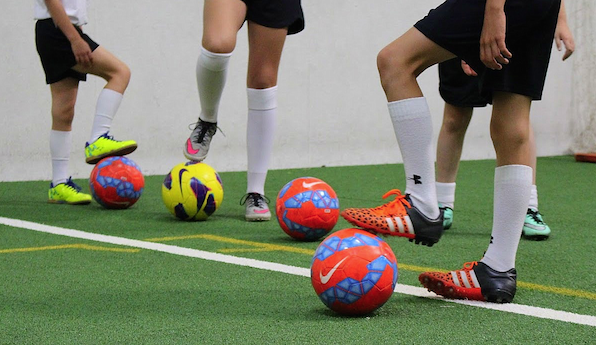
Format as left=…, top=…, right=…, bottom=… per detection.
left=319, top=257, right=348, bottom=284
left=302, top=181, right=323, bottom=189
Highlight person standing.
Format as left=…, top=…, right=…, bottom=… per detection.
left=183, top=0, right=304, bottom=221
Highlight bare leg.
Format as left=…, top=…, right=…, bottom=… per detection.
left=202, top=0, right=247, bottom=54
left=73, top=46, right=130, bottom=94
left=436, top=104, right=474, bottom=183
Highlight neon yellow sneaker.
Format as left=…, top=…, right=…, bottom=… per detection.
left=85, top=132, right=137, bottom=164
left=48, top=177, right=92, bottom=205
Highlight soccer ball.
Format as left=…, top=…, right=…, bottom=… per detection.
left=275, top=177, right=340, bottom=241
left=161, top=161, right=224, bottom=221
left=311, top=228, right=398, bottom=316
left=89, top=156, right=144, bottom=209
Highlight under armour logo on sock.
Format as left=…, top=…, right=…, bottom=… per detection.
left=408, top=174, right=422, bottom=184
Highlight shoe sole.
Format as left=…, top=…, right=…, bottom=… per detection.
left=522, top=233, right=549, bottom=241
left=341, top=212, right=439, bottom=247
left=86, top=144, right=138, bottom=164
left=48, top=199, right=91, bottom=205
left=183, top=151, right=207, bottom=162
left=245, top=215, right=271, bottom=222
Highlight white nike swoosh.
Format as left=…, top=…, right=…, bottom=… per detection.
left=302, top=181, right=324, bottom=189
left=319, top=257, right=349, bottom=284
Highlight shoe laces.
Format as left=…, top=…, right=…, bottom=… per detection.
left=370, top=189, right=411, bottom=215
left=63, top=177, right=82, bottom=192
left=188, top=120, right=222, bottom=143
left=240, top=193, right=270, bottom=208
left=527, top=209, right=545, bottom=224
left=462, top=261, right=478, bottom=271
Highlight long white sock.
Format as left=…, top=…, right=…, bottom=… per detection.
left=528, top=184, right=538, bottom=210
left=196, top=47, right=232, bottom=123
left=50, top=129, right=71, bottom=186
left=481, top=165, right=532, bottom=272
left=246, top=86, right=277, bottom=195
left=436, top=182, right=456, bottom=209
left=90, top=88, right=123, bottom=143
left=388, top=97, right=439, bottom=219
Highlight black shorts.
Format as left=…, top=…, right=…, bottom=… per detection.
left=242, top=0, right=304, bottom=35
left=35, top=18, right=99, bottom=84
left=415, top=0, right=560, bottom=100
left=439, top=58, right=490, bottom=107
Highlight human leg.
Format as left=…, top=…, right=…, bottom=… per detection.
left=436, top=103, right=474, bottom=229
left=420, top=92, right=532, bottom=303
left=73, top=46, right=136, bottom=164
left=47, top=78, right=91, bottom=204
left=242, top=22, right=288, bottom=221
left=184, top=0, right=246, bottom=162
left=523, top=127, right=551, bottom=239
left=341, top=28, right=454, bottom=245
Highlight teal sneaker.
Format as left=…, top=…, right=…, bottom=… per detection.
left=440, top=205, right=453, bottom=230
left=522, top=208, right=551, bottom=241
left=85, top=132, right=137, bottom=164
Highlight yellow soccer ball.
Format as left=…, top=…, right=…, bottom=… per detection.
left=162, top=161, right=224, bottom=221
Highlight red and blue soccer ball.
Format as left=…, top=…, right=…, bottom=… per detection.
left=161, top=161, right=224, bottom=221
left=275, top=177, right=340, bottom=241
left=89, top=156, right=145, bottom=209
left=310, top=228, right=398, bottom=316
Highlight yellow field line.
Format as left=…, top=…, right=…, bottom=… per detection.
left=0, top=243, right=139, bottom=254
left=2, top=234, right=594, bottom=300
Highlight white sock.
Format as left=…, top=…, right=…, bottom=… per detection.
left=246, top=86, right=277, bottom=195
left=50, top=129, right=71, bottom=186
left=481, top=165, right=532, bottom=272
left=528, top=184, right=538, bottom=211
left=90, top=88, right=123, bottom=143
left=436, top=182, right=456, bottom=209
left=196, top=47, right=232, bottom=123
left=388, top=97, right=439, bottom=219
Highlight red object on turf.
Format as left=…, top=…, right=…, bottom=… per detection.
left=574, top=153, right=596, bottom=163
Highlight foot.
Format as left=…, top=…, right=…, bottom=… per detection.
left=440, top=204, right=453, bottom=230
left=85, top=132, right=137, bottom=164
left=184, top=119, right=217, bottom=162
left=419, top=261, right=517, bottom=303
left=48, top=177, right=92, bottom=205
left=340, top=189, right=444, bottom=246
left=522, top=208, right=551, bottom=240
left=241, top=193, right=271, bottom=222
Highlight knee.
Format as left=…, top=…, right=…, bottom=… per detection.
left=202, top=36, right=236, bottom=55
left=442, top=108, right=472, bottom=135
left=490, top=121, right=529, bottom=148
left=52, top=100, right=76, bottom=127
left=247, top=68, right=277, bottom=89
left=376, top=45, right=413, bottom=90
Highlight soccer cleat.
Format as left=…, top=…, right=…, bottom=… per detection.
left=241, top=192, right=271, bottom=222
left=522, top=208, right=551, bottom=240
left=419, top=261, right=517, bottom=303
left=85, top=132, right=137, bottom=164
left=184, top=119, right=217, bottom=162
left=340, top=189, right=444, bottom=246
left=440, top=205, right=453, bottom=230
left=48, top=177, right=92, bottom=205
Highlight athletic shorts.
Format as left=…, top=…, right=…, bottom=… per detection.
left=439, top=58, right=490, bottom=107
left=35, top=18, right=99, bottom=84
left=241, top=0, right=304, bottom=35
left=415, top=0, right=560, bottom=100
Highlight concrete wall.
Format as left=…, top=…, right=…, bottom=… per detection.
left=0, top=0, right=588, bottom=182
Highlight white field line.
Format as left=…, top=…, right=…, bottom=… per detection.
left=1, top=216, right=595, bottom=327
